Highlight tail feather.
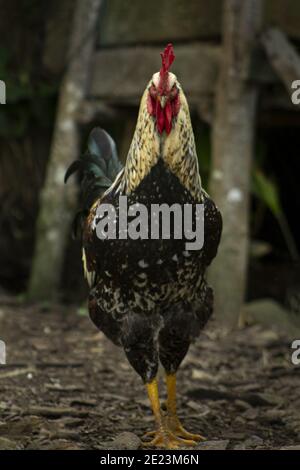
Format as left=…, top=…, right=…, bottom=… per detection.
left=65, top=127, right=123, bottom=237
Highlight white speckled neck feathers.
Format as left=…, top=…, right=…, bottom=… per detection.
left=121, top=88, right=160, bottom=194
left=162, top=89, right=202, bottom=201
left=120, top=81, right=202, bottom=201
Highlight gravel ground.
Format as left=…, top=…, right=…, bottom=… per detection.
left=0, top=295, right=300, bottom=450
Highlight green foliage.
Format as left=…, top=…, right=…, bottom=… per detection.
left=0, top=46, right=58, bottom=138
left=77, top=306, right=88, bottom=316
left=252, top=170, right=282, bottom=219
left=194, top=124, right=283, bottom=221
left=193, top=123, right=298, bottom=257
left=251, top=139, right=283, bottom=219
left=194, top=123, right=211, bottom=188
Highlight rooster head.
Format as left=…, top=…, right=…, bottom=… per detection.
left=147, top=43, right=180, bottom=135
left=123, top=43, right=200, bottom=198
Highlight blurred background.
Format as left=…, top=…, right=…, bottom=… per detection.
left=1, top=0, right=300, bottom=331
left=1, top=0, right=300, bottom=451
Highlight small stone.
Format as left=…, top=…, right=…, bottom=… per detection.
left=234, top=399, right=252, bottom=411
left=246, top=392, right=283, bottom=407
left=225, top=432, right=246, bottom=440
left=197, top=439, right=229, bottom=450
left=243, top=408, right=258, bottom=420
left=46, top=440, right=82, bottom=450
left=187, top=401, right=211, bottom=417
left=192, top=369, right=216, bottom=382
left=280, top=445, right=300, bottom=450
left=0, top=437, right=19, bottom=450
left=261, top=409, right=285, bottom=425
left=58, top=418, right=84, bottom=429
left=187, top=400, right=203, bottom=412
left=105, top=432, right=141, bottom=450
left=234, top=416, right=246, bottom=425
left=233, top=443, right=246, bottom=450
left=243, top=435, right=264, bottom=448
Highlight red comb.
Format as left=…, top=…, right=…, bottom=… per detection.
left=158, top=43, right=175, bottom=94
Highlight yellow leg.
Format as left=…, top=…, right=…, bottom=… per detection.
left=146, top=379, right=163, bottom=430
left=142, top=378, right=197, bottom=449
left=165, top=373, right=205, bottom=442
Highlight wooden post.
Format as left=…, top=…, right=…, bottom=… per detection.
left=209, top=0, right=263, bottom=327
left=28, top=0, right=102, bottom=300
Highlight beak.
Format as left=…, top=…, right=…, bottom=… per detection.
left=159, top=95, right=167, bottom=109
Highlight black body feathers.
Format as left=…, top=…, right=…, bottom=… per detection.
left=65, top=127, right=222, bottom=383
left=64, top=127, right=123, bottom=237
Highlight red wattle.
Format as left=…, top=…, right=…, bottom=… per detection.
left=156, top=101, right=165, bottom=134
left=164, top=101, right=172, bottom=135
left=148, top=92, right=179, bottom=134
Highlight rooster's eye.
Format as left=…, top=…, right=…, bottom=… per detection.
left=149, top=86, right=157, bottom=98
left=169, top=86, right=178, bottom=100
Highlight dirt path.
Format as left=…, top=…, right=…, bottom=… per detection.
left=0, top=296, right=299, bottom=450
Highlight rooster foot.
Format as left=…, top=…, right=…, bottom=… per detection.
left=142, top=428, right=197, bottom=449
left=166, top=416, right=206, bottom=442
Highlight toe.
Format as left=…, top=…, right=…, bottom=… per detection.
left=175, top=437, right=197, bottom=447
left=142, top=430, right=156, bottom=439
left=167, top=417, right=206, bottom=442
left=142, top=429, right=198, bottom=449
left=177, top=430, right=206, bottom=442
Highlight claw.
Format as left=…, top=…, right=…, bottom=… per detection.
left=143, top=430, right=156, bottom=439
left=167, top=416, right=206, bottom=442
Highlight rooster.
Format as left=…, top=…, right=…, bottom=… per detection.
left=65, top=44, right=222, bottom=449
